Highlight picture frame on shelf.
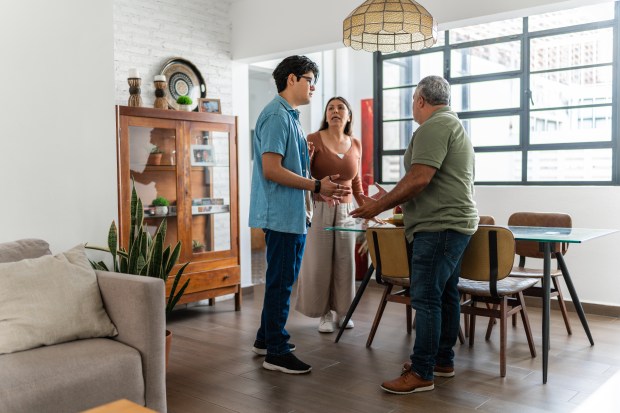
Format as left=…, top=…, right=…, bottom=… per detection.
left=198, top=98, right=221, bottom=114
left=191, top=144, right=215, bottom=166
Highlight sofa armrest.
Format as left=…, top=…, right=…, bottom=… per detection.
left=96, top=271, right=166, bottom=413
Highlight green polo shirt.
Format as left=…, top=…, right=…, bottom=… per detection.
left=402, top=106, right=478, bottom=242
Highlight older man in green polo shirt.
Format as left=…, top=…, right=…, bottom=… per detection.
left=351, top=75, right=478, bottom=395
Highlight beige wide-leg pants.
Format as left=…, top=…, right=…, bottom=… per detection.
left=295, top=201, right=356, bottom=318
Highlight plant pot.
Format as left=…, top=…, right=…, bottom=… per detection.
left=178, top=104, right=192, bottom=112
left=148, top=153, right=162, bottom=165
left=154, top=206, right=168, bottom=215
left=165, top=329, right=172, bottom=371
left=193, top=246, right=205, bottom=254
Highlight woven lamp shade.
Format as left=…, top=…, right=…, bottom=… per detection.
left=343, top=0, right=437, bottom=53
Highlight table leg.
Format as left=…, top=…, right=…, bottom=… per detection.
left=542, top=242, right=551, bottom=384
left=335, top=264, right=374, bottom=343
left=556, top=253, right=594, bottom=345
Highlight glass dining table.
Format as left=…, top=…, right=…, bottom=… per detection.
left=327, top=223, right=617, bottom=383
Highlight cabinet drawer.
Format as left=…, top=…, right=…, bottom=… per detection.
left=166, top=266, right=240, bottom=295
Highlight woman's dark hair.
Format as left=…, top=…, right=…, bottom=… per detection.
left=272, top=55, right=320, bottom=93
left=319, top=96, right=354, bottom=136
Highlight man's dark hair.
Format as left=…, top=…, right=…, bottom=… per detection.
left=319, top=96, right=354, bottom=136
left=272, top=55, right=319, bottom=93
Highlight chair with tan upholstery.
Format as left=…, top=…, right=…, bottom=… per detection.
left=458, top=225, right=537, bottom=377
left=365, top=226, right=412, bottom=348
left=506, top=212, right=573, bottom=334
left=366, top=226, right=466, bottom=348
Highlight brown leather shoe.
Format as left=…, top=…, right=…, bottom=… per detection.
left=380, top=370, right=434, bottom=394
left=402, top=362, right=455, bottom=378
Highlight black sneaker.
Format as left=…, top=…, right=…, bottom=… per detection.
left=263, top=352, right=312, bottom=374
left=252, top=340, right=296, bottom=356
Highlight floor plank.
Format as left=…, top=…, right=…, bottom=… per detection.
left=166, top=281, right=620, bottom=413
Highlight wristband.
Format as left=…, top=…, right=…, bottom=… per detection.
left=314, top=179, right=321, bottom=193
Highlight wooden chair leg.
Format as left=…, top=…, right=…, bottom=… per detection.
left=500, top=297, right=508, bottom=377
left=553, top=277, right=572, bottom=335
left=512, top=312, right=517, bottom=327
left=462, top=293, right=469, bottom=337
left=485, top=304, right=497, bottom=340
left=517, top=291, right=536, bottom=358
left=366, top=284, right=393, bottom=348
left=468, top=302, right=477, bottom=347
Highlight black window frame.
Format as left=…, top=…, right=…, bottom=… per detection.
left=373, top=2, right=620, bottom=186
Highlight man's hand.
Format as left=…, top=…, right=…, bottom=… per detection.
left=350, top=194, right=384, bottom=220
left=308, top=141, right=315, bottom=160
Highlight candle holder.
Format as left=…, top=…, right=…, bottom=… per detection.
left=154, top=80, right=168, bottom=110
left=128, top=77, right=142, bottom=107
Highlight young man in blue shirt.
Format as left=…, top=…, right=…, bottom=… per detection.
left=249, top=55, right=351, bottom=374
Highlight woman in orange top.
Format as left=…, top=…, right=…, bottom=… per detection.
left=295, top=97, right=365, bottom=333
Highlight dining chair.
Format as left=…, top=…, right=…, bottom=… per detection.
left=458, top=225, right=537, bottom=377
left=487, top=212, right=573, bottom=336
left=462, top=215, right=496, bottom=337
left=365, top=226, right=466, bottom=348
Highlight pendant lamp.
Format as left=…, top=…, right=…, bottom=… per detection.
left=343, top=0, right=438, bottom=53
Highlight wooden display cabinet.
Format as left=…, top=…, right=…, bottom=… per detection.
left=116, top=106, right=240, bottom=309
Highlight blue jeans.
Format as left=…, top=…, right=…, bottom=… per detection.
left=255, top=229, right=306, bottom=355
left=409, top=230, right=472, bottom=380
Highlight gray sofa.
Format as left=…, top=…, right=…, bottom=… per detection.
left=0, top=239, right=167, bottom=413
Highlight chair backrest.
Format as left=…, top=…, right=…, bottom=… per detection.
left=461, top=226, right=515, bottom=296
left=366, top=226, right=409, bottom=279
left=508, top=212, right=571, bottom=259
left=479, top=215, right=496, bottom=225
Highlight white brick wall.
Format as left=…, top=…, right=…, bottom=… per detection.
left=113, top=0, right=233, bottom=113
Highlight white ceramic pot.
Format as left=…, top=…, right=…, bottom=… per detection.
left=178, top=104, right=192, bottom=112
left=154, top=206, right=169, bottom=215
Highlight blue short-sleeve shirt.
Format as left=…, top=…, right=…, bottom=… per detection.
left=249, top=95, right=310, bottom=234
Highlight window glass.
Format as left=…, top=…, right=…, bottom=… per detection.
left=530, top=66, right=612, bottom=109
left=383, top=52, right=444, bottom=88
left=529, top=3, right=615, bottom=32
left=530, top=28, right=613, bottom=72
left=530, top=107, right=612, bottom=144
left=383, top=87, right=414, bottom=120
left=475, top=152, right=522, bottom=182
left=449, top=18, right=522, bottom=44
left=382, top=155, right=405, bottom=182
left=464, top=116, right=520, bottom=147
left=451, top=78, right=521, bottom=112
left=383, top=120, right=417, bottom=150
left=451, top=41, right=521, bottom=77
left=527, top=149, right=612, bottom=181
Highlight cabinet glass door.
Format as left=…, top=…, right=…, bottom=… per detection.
left=188, top=127, right=231, bottom=255
left=126, top=122, right=179, bottom=248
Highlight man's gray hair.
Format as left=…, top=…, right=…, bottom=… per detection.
left=416, top=76, right=450, bottom=106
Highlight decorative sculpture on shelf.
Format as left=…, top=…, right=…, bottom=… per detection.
left=154, top=75, right=168, bottom=110
left=127, top=68, right=142, bottom=107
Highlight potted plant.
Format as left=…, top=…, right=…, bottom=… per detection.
left=192, top=239, right=205, bottom=253
left=86, top=181, right=190, bottom=369
left=152, top=196, right=169, bottom=215
left=176, top=95, right=193, bottom=111
left=148, top=146, right=163, bottom=165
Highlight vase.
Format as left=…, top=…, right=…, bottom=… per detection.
left=178, top=104, right=192, bottom=112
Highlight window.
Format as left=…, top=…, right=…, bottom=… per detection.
left=374, top=2, right=618, bottom=185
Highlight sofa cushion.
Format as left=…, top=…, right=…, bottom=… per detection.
left=0, top=245, right=118, bottom=355
left=0, top=338, right=145, bottom=413
left=0, top=238, right=51, bottom=263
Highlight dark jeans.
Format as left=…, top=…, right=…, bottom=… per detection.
left=409, top=230, right=472, bottom=380
left=255, top=229, right=306, bottom=355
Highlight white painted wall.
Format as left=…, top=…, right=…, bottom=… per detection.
left=0, top=0, right=116, bottom=252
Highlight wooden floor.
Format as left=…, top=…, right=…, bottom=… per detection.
left=166, top=283, right=620, bottom=413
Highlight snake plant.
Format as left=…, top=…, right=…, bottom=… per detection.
left=87, top=181, right=190, bottom=318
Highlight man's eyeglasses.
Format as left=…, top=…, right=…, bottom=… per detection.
left=298, top=75, right=316, bottom=86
